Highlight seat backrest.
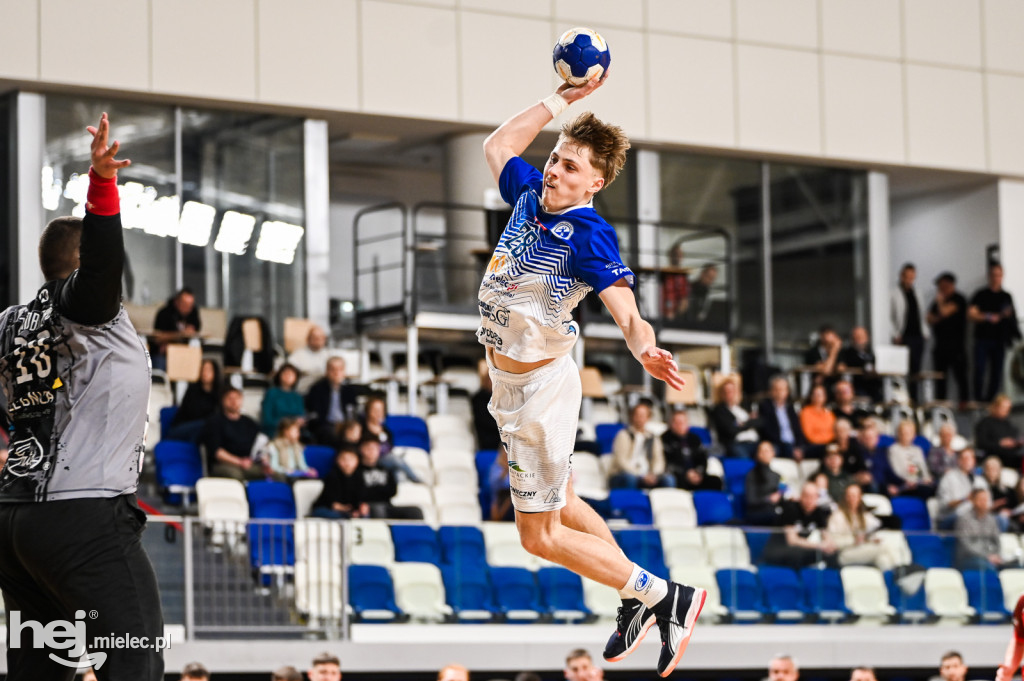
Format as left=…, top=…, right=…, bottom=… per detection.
left=862, top=493, right=893, bottom=517
left=390, top=562, right=448, bottom=620
left=293, top=519, right=342, bottom=563
left=840, top=566, right=890, bottom=614
left=715, top=568, right=761, bottom=610
left=999, top=568, right=1024, bottom=612
left=398, top=447, right=434, bottom=486
left=196, top=478, right=248, bottom=521
left=874, top=530, right=912, bottom=567
left=246, top=481, right=297, bottom=519
left=303, top=446, right=336, bottom=479
left=906, top=533, right=951, bottom=568
left=482, top=521, right=535, bottom=568
left=393, top=482, right=434, bottom=508
left=391, top=525, right=442, bottom=564
left=438, top=504, right=483, bottom=526
left=608, top=489, right=653, bottom=525
left=537, top=566, right=587, bottom=611
left=427, top=413, right=474, bottom=439
left=595, top=423, right=625, bottom=454
left=924, top=568, right=971, bottom=614
left=291, top=479, right=324, bottom=518
left=769, top=458, right=802, bottom=489
left=891, top=496, right=930, bottom=531
left=386, top=415, right=431, bottom=450
left=962, top=569, right=1005, bottom=613
left=347, top=564, right=397, bottom=612
left=441, top=563, right=492, bottom=610
left=439, top=525, right=487, bottom=567
left=490, top=566, right=541, bottom=610
left=347, top=519, right=395, bottom=565
left=801, top=568, right=846, bottom=611
left=720, top=458, right=755, bottom=485
left=693, top=490, right=734, bottom=526
left=759, top=566, right=803, bottom=609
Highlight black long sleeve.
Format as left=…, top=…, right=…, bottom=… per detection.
left=58, top=212, right=124, bottom=326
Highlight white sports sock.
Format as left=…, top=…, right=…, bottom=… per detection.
left=620, top=563, right=669, bottom=609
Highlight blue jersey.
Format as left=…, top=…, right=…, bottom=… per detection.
left=477, top=157, right=634, bottom=362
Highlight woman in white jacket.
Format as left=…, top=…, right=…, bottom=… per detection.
left=827, top=483, right=898, bottom=570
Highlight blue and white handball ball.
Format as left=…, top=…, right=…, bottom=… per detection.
left=553, top=27, right=611, bottom=87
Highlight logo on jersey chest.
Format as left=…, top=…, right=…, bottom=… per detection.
left=551, top=221, right=574, bottom=240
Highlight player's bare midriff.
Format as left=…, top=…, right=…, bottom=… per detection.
left=488, top=347, right=556, bottom=374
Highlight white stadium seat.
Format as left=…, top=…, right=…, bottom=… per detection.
left=345, top=519, right=394, bottom=566
left=390, top=562, right=453, bottom=623
left=702, top=527, right=751, bottom=569
left=196, top=477, right=248, bottom=550
left=649, top=488, right=697, bottom=528
left=672, top=565, right=728, bottom=623
left=295, top=559, right=343, bottom=623
left=841, top=566, right=896, bottom=624
left=294, top=519, right=342, bottom=564
left=999, top=569, right=1024, bottom=612
left=769, top=458, right=802, bottom=490
left=661, top=528, right=708, bottom=569
left=394, top=447, right=433, bottom=486
left=292, top=479, right=324, bottom=518
left=581, top=576, right=620, bottom=622
left=482, top=521, right=536, bottom=569
left=924, top=568, right=976, bottom=623
left=572, top=452, right=609, bottom=501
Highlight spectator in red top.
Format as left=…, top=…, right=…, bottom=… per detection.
left=661, top=244, right=689, bottom=320
left=996, top=593, right=1024, bottom=681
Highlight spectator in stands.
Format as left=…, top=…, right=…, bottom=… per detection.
left=969, top=263, right=1021, bottom=402
left=166, top=358, right=222, bottom=443
left=817, top=445, right=851, bottom=504
left=438, top=664, right=470, bottom=681
left=886, top=420, right=934, bottom=498
left=288, top=325, right=332, bottom=392
left=472, top=365, right=501, bottom=451
left=687, top=263, right=718, bottom=324
left=976, top=394, right=1024, bottom=468
left=927, top=422, right=960, bottom=479
left=830, top=379, right=871, bottom=431
left=267, top=417, right=316, bottom=479
left=564, top=649, right=602, bottom=681
left=710, top=374, right=759, bottom=458
left=1010, top=476, right=1024, bottom=533
left=272, top=666, right=303, bottom=681
left=832, top=419, right=862, bottom=480
left=799, top=384, right=835, bottom=458
left=803, top=325, right=841, bottom=387
left=758, top=376, right=806, bottom=461
left=955, top=488, right=1003, bottom=571
left=890, top=263, right=928, bottom=402
left=662, top=409, right=721, bottom=491
left=306, top=357, right=359, bottom=446
left=261, top=363, right=306, bottom=437
left=490, top=446, right=513, bottom=521
left=763, top=481, right=837, bottom=569
left=152, top=287, right=201, bottom=370
left=311, top=446, right=365, bottom=519
left=838, top=326, right=882, bottom=402
left=308, top=652, right=342, bottom=681
left=608, top=401, right=675, bottom=489
left=935, top=651, right=967, bottom=681
left=203, top=388, right=279, bottom=482
left=828, top=482, right=896, bottom=571
left=359, top=437, right=422, bottom=520
left=361, top=393, right=394, bottom=456
left=849, top=668, right=877, bottom=681
left=180, top=661, right=210, bottom=680
left=982, top=455, right=1012, bottom=532
left=927, top=272, right=969, bottom=404
left=851, top=418, right=886, bottom=492
left=661, top=243, right=689, bottom=320
left=767, top=654, right=799, bottom=681
left=338, top=419, right=362, bottom=448
left=936, top=447, right=981, bottom=530
left=745, top=441, right=783, bottom=526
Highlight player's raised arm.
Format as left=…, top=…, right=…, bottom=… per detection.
left=482, top=76, right=607, bottom=184
left=599, top=281, right=685, bottom=390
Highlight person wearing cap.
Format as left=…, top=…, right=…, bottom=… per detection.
left=927, top=271, right=969, bottom=404
left=180, top=661, right=210, bottom=680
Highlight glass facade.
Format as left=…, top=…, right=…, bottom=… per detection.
left=0, top=95, right=11, bottom=308
left=41, top=95, right=306, bottom=338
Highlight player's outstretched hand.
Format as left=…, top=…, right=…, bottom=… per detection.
left=556, top=69, right=609, bottom=105
left=640, top=346, right=685, bottom=390
left=996, top=664, right=1010, bottom=681
left=86, top=112, right=131, bottom=179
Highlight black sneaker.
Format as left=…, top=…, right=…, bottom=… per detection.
left=654, top=583, right=707, bottom=678
left=603, top=598, right=657, bottom=663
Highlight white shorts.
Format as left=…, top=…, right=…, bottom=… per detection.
left=487, top=353, right=581, bottom=513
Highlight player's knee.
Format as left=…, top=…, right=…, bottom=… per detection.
left=519, top=527, right=554, bottom=559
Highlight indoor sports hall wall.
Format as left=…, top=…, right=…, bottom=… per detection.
left=3, top=0, right=1024, bottom=177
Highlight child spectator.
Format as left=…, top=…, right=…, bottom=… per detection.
left=267, top=417, right=317, bottom=479
left=311, top=446, right=365, bottom=519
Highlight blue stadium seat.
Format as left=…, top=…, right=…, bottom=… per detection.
left=303, top=445, right=336, bottom=479
left=758, top=566, right=807, bottom=623
left=438, top=525, right=488, bottom=568
left=608, top=489, right=653, bottom=525
left=475, top=450, right=499, bottom=514
left=963, top=569, right=1010, bottom=622
left=386, top=415, right=431, bottom=451
left=159, top=405, right=178, bottom=435
left=490, top=567, right=543, bottom=622
left=537, top=567, right=591, bottom=622
left=441, top=563, right=496, bottom=622
left=800, top=568, right=851, bottom=623
left=913, top=435, right=932, bottom=455
left=614, top=529, right=669, bottom=580
left=153, top=440, right=203, bottom=505
left=391, top=525, right=442, bottom=565
left=715, top=568, right=764, bottom=622
left=906, top=533, right=952, bottom=568
left=595, top=423, right=625, bottom=454
left=721, top=458, right=755, bottom=499
left=248, top=522, right=295, bottom=575
left=348, top=565, right=402, bottom=622
left=877, top=434, right=895, bottom=450
left=884, top=570, right=932, bottom=623
left=690, top=426, right=712, bottom=447
left=694, top=490, right=734, bottom=525
left=745, top=529, right=772, bottom=565
left=247, top=481, right=297, bottom=519
left=891, top=496, right=930, bottom=531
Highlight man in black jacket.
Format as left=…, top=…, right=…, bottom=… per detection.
left=969, top=263, right=1022, bottom=402
left=758, top=376, right=806, bottom=461
left=661, top=410, right=720, bottom=491
left=305, top=356, right=360, bottom=446
left=358, top=438, right=422, bottom=520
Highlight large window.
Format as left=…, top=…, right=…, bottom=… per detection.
left=41, top=95, right=306, bottom=337
left=0, top=95, right=12, bottom=308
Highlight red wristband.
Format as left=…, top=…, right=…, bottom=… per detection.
left=86, top=168, right=120, bottom=216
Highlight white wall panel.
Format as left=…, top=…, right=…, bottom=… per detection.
left=984, top=0, right=1024, bottom=74
left=554, top=0, right=644, bottom=30
left=905, top=65, right=986, bottom=170
left=461, top=0, right=550, bottom=18
left=987, top=74, right=1024, bottom=175
left=152, top=0, right=257, bottom=100
left=645, top=0, right=732, bottom=40
left=257, top=0, right=359, bottom=110
left=735, top=0, right=818, bottom=50
left=736, top=45, right=821, bottom=155
left=360, top=1, right=458, bottom=119
left=904, top=0, right=982, bottom=68
left=820, top=0, right=901, bottom=59
left=0, top=0, right=39, bottom=79
left=647, top=34, right=734, bottom=147
left=822, top=55, right=904, bottom=163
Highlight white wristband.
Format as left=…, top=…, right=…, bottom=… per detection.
left=540, top=93, right=568, bottom=118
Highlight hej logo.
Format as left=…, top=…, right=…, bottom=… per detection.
left=9, top=610, right=106, bottom=670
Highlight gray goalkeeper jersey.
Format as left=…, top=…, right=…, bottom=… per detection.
left=0, top=211, right=150, bottom=502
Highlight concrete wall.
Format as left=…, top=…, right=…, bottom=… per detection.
left=4, top=0, right=1024, bottom=176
